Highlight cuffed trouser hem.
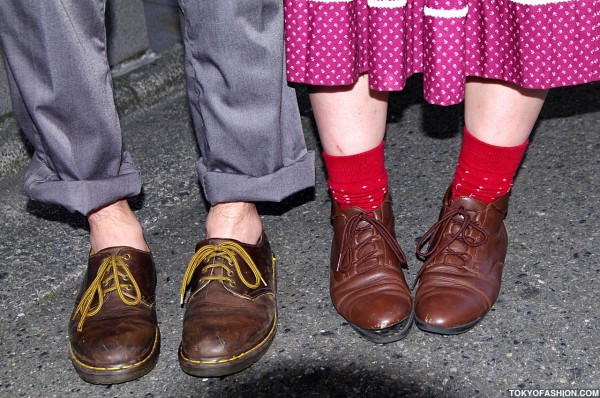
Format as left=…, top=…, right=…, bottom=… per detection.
left=22, top=151, right=142, bottom=215
left=197, top=150, right=315, bottom=205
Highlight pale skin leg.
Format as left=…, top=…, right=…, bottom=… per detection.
left=88, top=199, right=263, bottom=252
left=464, top=78, right=547, bottom=146
left=87, top=199, right=148, bottom=252
left=309, top=74, right=389, bottom=156
left=310, top=75, right=547, bottom=152
left=205, top=202, right=263, bottom=245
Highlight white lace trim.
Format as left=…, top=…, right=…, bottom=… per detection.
left=509, top=0, right=572, bottom=5
left=309, top=0, right=407, bottom=4
left=308, top=0, right=353, bottom=3
left=368, top=0, right=407, bottom=8
left=423, top=6, right=468, bottom=18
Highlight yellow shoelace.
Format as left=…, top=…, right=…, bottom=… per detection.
left=72, top=253, right=142, bottom=332
left=180, top=241, right=267, bottom=305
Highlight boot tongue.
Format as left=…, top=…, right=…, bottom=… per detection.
left=94, top=246, right=128, bottom=256
left=93, top=246, right=149, bottom=256
left=449, top=194, right=484, bottom=210
left=195, top=237, right=229, bottom=252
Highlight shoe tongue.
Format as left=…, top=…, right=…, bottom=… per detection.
left=93, top=246, right=148, bottom=256
left=449, top=195, right=486, bottom=212
left=344, top=205, right=381, bottom=219
left=194, top=237, right=246, bottom=252
left=95, top=246, right=128, bottom=256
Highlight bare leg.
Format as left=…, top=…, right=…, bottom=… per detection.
left=309, top=75, right=389, bottom=155
left=205, top=202, right=263, bottom=245
left=464, top=78, right=547, bottom=146
left=87, top=200, right=148, bottom=252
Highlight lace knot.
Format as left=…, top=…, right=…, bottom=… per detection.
left=180, top=241, right=267, bottom=305
left=337, top=211, right=407, bottom=273
left=415, top=206, right=488, bottom=283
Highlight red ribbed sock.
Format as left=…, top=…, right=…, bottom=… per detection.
left=451, top=127, right=528, bottom=203
left=323, top=142, right=388, bottom=211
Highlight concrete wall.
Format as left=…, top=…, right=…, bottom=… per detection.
left=0, top=0, right=149, bottom=118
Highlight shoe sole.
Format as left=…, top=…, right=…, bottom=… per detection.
left=415, top=315, right=483, bottom=335
left=69, top=328, right=160, bottom=384
left=178, top=312, right=277, bottom=377
left=349, top=310, right=414, bottom=344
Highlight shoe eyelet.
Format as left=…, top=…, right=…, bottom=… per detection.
left=122, top=276, right=129, bottom=281
left=227, top=271, right=234, bottom=277
left=229, top=281, right=236, bottom=287
left=122, top=254, right=131, bottom=261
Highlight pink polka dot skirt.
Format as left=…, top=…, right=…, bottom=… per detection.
left=285, top=0, right=600, bottom=105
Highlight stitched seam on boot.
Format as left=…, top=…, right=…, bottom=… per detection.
left=69, top=328, right=159, bottom=371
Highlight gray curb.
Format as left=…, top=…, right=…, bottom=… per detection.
left=0, top=44, right=185, bottom=179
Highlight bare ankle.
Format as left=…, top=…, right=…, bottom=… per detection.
left=205, top=202, right=263, bottom=244
left=87, top=200, right=148, bottom=252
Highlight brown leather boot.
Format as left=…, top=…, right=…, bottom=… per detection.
left=179, top=233, right=277, bottom=377
left=415, top=187, right=509, bottom=334
left=330, top=193, right=413, bottom=343
left=69, top=247, right=160, bottom=384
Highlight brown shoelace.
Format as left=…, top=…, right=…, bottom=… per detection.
left=336, top=211, right=407, bottom=273
left=415, top=206, right=488, bottom=283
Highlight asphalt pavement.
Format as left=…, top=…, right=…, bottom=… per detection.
left=0, top=4, right=598, bottom=397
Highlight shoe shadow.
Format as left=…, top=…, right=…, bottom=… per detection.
left=186, top=363, right=437, bottom=397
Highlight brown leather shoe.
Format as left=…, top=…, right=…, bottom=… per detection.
left=179, top=233, right=276, bottom=377
left=330, top=194, right=413, bottom=343
left=414, top=187, right=509, bottom=334
left=68, top=247, right=160, bottom=384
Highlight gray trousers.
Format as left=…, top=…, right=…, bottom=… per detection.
left=0, top=0, right=314, bottom=215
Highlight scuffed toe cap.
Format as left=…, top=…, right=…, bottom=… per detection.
left=70, top=318, right=159, bottom=368
left=338, top=289, right=412, bottom=330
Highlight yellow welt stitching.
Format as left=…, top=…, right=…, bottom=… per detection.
left=69, top=328, right=159, bottom=372
left=179, top=310, right=277, bottom=365
left=180, top=255, right=278, bottom=366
